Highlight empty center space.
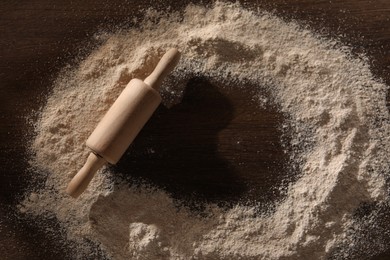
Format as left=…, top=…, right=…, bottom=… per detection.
left=114, top=76, right=296, bottom=209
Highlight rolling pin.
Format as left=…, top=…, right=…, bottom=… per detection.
left=66, top=48, right=181, bottom=198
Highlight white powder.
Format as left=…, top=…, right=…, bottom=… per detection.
left=19, top=1, right=390, bottom=259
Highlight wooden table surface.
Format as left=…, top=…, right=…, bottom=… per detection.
left=1, top=0, right=389, bottom=259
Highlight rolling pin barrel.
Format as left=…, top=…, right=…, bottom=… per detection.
left=66, top=48, right=181, bottom=198
left=86, top=79, right=161, bottom=164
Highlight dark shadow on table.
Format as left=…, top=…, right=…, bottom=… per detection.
left=113, top=76, right=247, bottom=206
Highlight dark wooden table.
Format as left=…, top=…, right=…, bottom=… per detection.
left=1, top=0, right=389, bottom=259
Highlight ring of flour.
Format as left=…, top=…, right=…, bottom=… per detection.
left=22, top=2, right=389, bottom=259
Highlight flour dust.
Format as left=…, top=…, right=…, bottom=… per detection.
left=19, top=1, right=390, bottom=259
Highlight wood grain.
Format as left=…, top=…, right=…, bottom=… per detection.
left=0, top=0, right=389, bottom=259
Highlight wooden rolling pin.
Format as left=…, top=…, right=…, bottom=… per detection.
left=66, top=48, right=181, bottom=198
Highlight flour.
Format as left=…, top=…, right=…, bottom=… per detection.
left=19, top=1, right=390, bottom=259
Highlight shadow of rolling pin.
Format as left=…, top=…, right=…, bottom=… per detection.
left=66, top=48, right=181, bottom=198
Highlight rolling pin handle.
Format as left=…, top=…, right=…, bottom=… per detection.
left=144, top=48, right=181, bottom=90
left=66, top=153, right=106, bottom=198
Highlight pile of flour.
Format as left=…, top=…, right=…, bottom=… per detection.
left=19, top=1, right=390, bottom=259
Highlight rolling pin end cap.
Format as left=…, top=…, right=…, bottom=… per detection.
left=66, top=153, right=106, bottom=198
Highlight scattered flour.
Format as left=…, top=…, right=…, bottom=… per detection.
left=19, top=1, right=390, bottom=259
